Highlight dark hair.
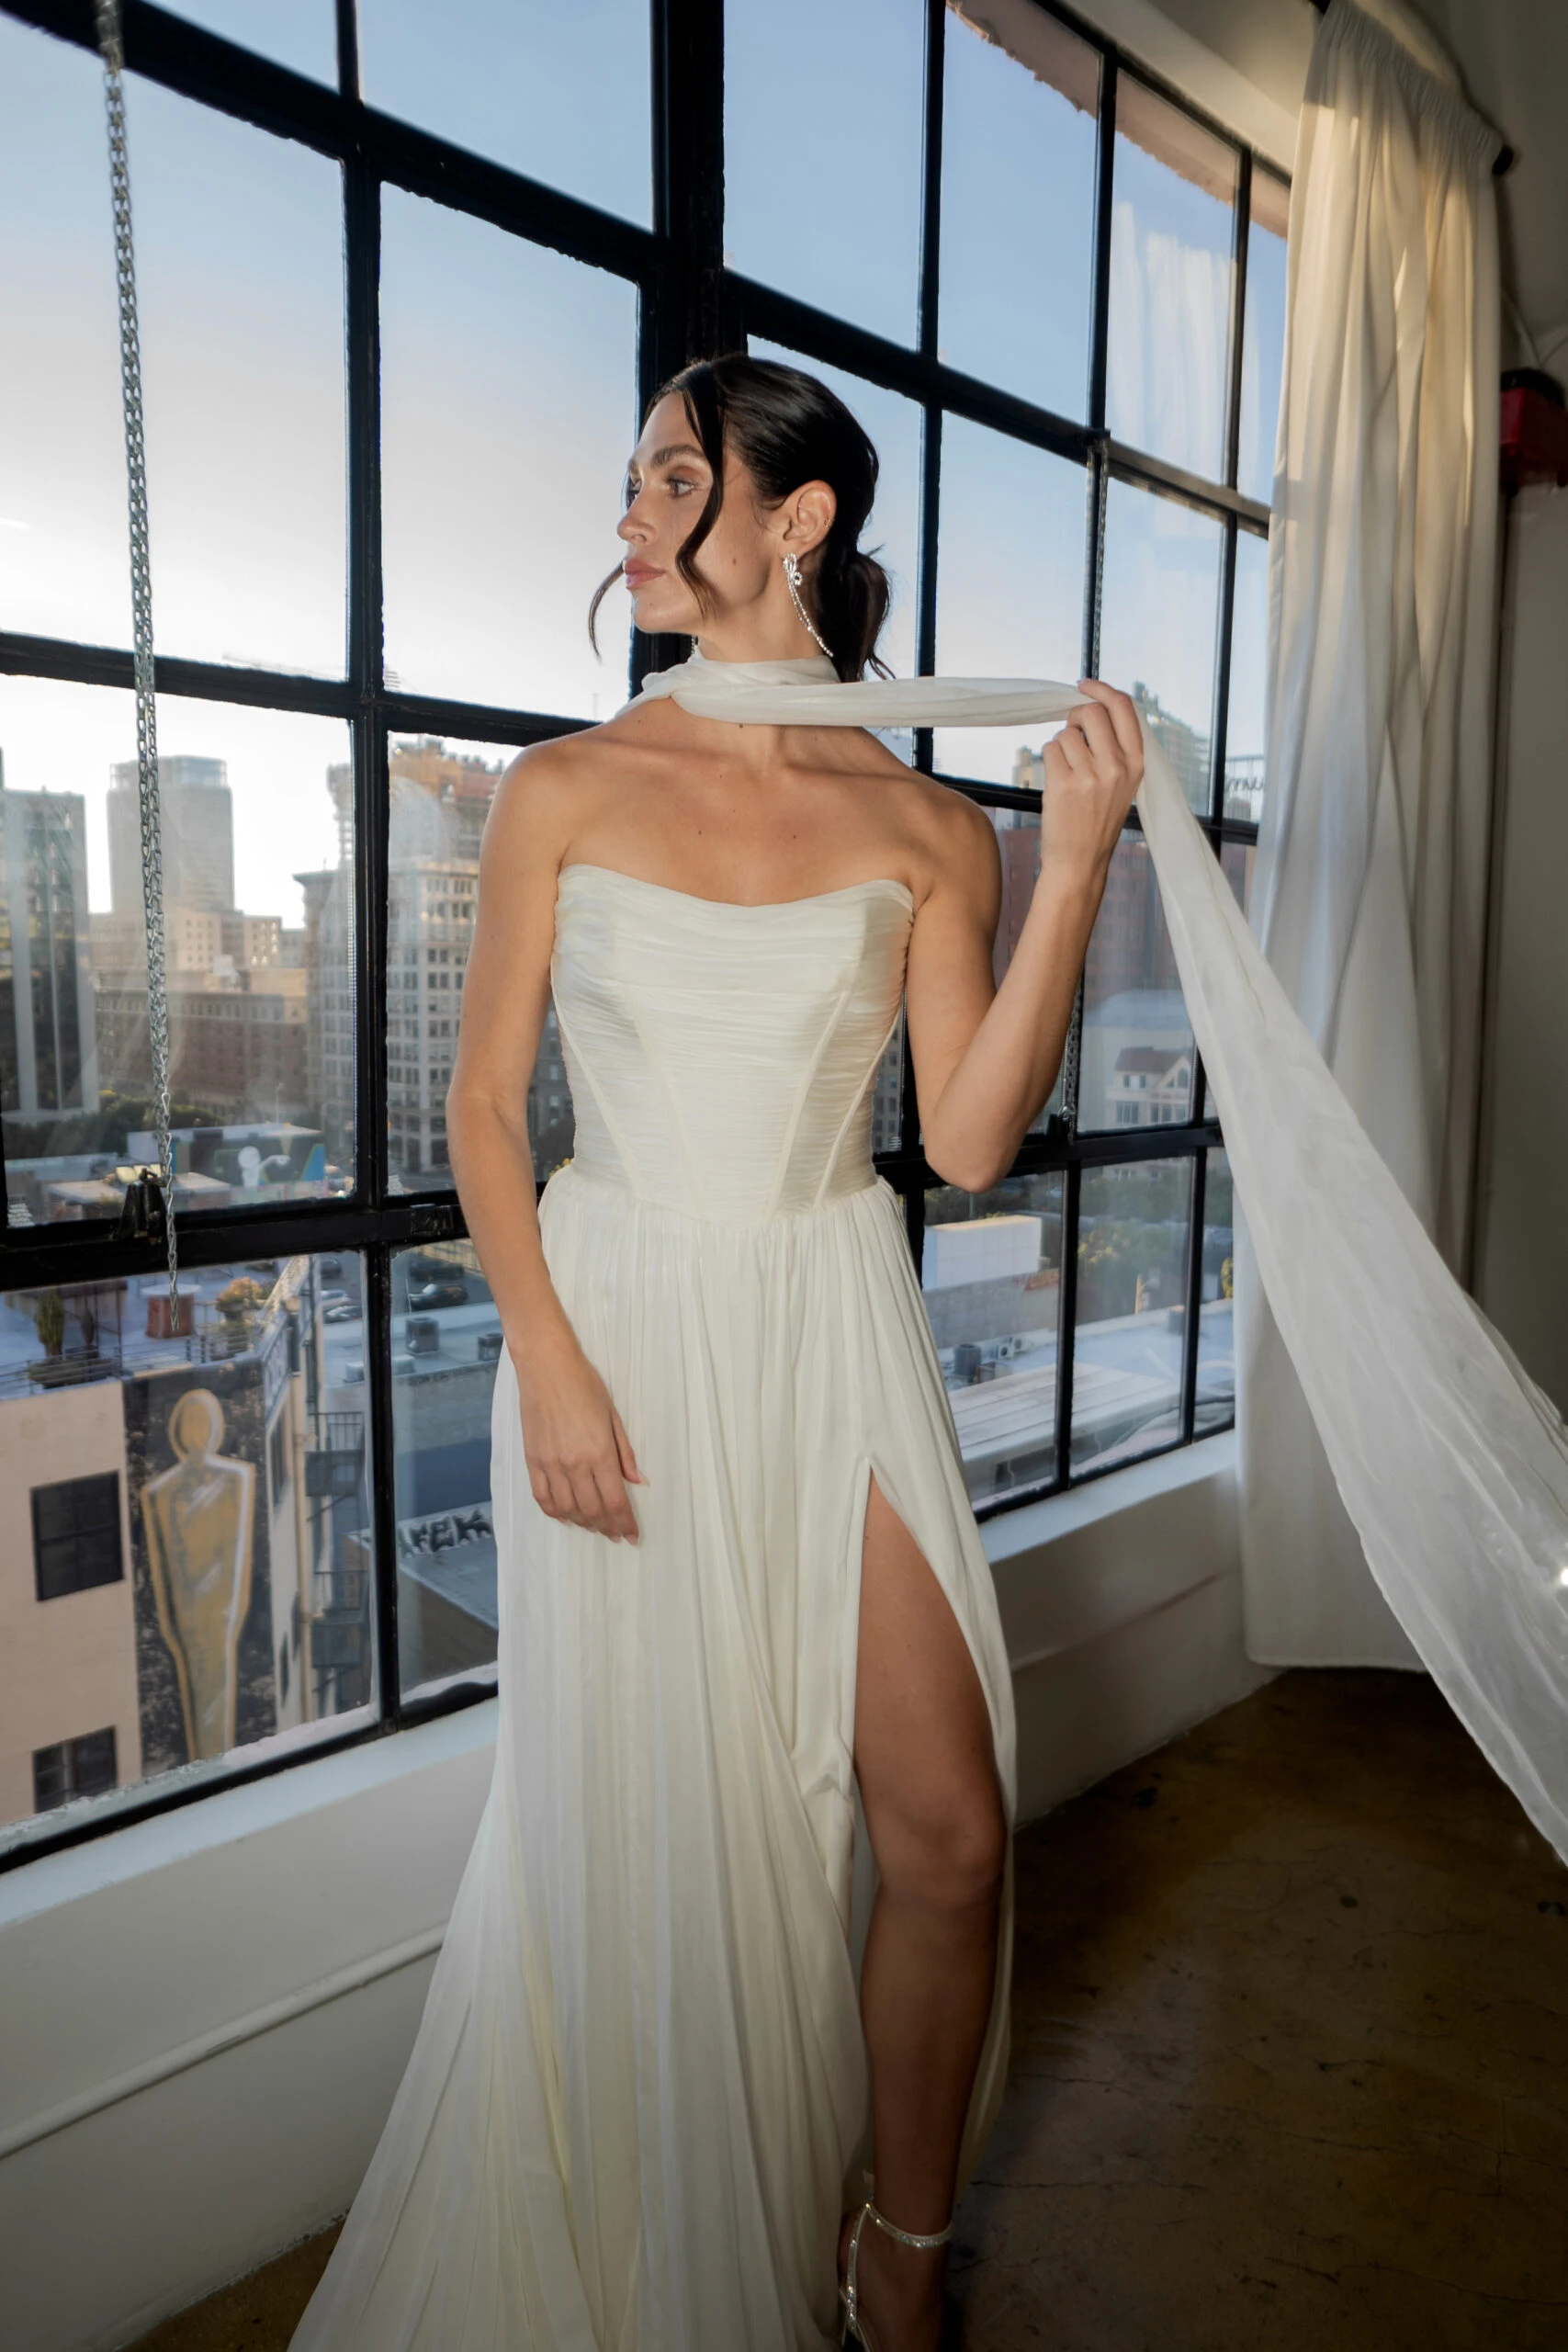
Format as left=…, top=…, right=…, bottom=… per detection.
left=590, top=352, right=893, bottom=683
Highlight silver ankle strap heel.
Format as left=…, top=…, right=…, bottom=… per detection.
left=838, top=2192, right=953, bottom=2347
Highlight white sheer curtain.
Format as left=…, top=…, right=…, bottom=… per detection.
left=1238, top=0, right=1502, bottom=1666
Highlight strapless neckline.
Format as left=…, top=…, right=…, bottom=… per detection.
left=558, top=862, right=914, bottom=917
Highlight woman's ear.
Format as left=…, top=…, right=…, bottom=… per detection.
left=781, top=480, right=837, bottom=560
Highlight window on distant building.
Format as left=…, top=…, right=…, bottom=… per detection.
left=31, top=1473, right=123, bottom=1601
left=33, top=1725, right=118, bottom=1813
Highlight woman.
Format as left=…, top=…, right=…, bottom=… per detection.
left=289, top=356, right=1141, bottom=2352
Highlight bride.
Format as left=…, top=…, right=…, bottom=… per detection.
left=288, top=354, right=1142, bottom=2352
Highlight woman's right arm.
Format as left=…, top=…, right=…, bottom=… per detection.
left=446, top=741, right=646, bottom=1544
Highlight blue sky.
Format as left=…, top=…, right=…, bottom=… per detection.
left=0, top=1, right=1282, bottom=922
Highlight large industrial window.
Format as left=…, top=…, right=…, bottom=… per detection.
left=0, top=0, right=1282, bottom=1863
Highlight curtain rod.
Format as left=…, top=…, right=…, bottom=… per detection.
left=1307, top=0, right=1513, bottom=172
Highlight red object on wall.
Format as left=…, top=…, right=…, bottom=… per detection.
left=1500, top=371, right=1568, bottom=493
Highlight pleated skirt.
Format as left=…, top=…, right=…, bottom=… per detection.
left=289, top=1163, right=1016, bottom=2351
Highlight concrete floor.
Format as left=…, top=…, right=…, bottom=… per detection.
left=129, top=1669, right=1568, bottom=2352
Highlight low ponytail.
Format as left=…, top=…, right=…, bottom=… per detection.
left=812, top=537, right=893, bottom=685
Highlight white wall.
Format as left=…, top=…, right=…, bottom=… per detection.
left=1474, top=481, right=1568, bottom=1412
left=0, top=1435, right=1266, bottom=2352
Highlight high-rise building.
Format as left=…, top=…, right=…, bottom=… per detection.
left=0, top=769, right=99, bottom=1117
left=107, top=755, right=235, bottom=915
left=308, top=742, right=574, bottom=1190
left=296, top=861, right=355, bottom=1176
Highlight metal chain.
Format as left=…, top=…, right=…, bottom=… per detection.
left=96, top=0, right=178, bottom=1323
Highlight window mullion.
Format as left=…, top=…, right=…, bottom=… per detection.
left=334, top=0, right=357, bottom=98
left=1179, top=1140, right=1209, bottom=1444
left=1087, top=49, right=1118, bottom=434
left=364, top=1243, right=402, bottom=1726
left=1225, top=147, right=1252, bottom=492
left=344, top=159, right=383, bottom=1207
left=651, top=0, right=726, bottom=370
left=918, top=0, right=946, bottom=362
left=1055, top=1156, right=1082, bottom=1486
left=1210, top=515, right=1238, bottom=828
left=912, top=0, right=946, bottom=779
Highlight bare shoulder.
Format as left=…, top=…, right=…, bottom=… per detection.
left=906, top=772, right=1001, bottom=914
left=481, top=726, right=608, bottom=869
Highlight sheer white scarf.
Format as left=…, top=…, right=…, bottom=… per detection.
left=628, top=650, right=1568, bottom=1870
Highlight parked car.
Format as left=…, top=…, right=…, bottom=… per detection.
left=407, top=1277, right=468, bottom=1311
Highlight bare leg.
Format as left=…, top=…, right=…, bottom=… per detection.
left=838, top=1473, right=1007, bottom=2348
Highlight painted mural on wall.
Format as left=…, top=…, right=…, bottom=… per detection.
left=123, top=1350, right=277, bottom=1771
left=141, top=1390, right=256, bottom=1758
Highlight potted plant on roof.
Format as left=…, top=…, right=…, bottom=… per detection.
left=34, top=1287, right=65, bottom=1361
left=216, top=1275, right=267, bottom=1349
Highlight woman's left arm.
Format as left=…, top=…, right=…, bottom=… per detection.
left=908, top=680, right=1145, bottom=1193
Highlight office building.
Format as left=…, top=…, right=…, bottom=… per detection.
left=107, top=755, right=235, bottom=915
left=0, top=769, right=99, bottom=1118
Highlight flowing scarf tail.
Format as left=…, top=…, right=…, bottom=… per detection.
left=629, top=654, right=1568, bottom=1871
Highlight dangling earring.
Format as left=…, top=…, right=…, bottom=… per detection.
left=783, top=550, right=835, bottom=662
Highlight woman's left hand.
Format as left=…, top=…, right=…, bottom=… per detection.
left=1038, top=677, right=1146, bottom=880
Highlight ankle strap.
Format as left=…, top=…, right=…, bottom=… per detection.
left=865, top=2199, right=953, bottom=2251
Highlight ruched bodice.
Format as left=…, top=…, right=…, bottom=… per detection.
left=550, top=863, right=913, bottom=1222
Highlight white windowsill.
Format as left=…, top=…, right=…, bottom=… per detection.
left=0, top=1697, right=500, bottom=1931
left=981, top=1425, right=1236, bottom=1566
left=2, top=1434, right=1236, bottom=1928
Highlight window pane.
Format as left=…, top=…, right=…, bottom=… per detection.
left=920, top=806, right=1061, bottom=1140
left=1239, top=167, right=1289, bottom=507
left=360, top=0, right=651, bottom=224
left=391, top=1241, right=502, bottom=1701
left=1078, top=829, right=1194, bottom=1135
left=1071, top=1158, right=1193, bottom=1472
left=381, top=191, right=638, bottom=718
left=749, top=342, right=924, bottom=684
left=1108, top=79, right=1237, bottom=482
left=0, top=1252, right=376, bottom=1851
left=0, top=678, right=352, bottom=1224
left=1, top=28, right=344, bottom=666
left=872, top=1008, right=906, bottom=1155
left=157, top=2, right=338, bottom=84
left=385, top=734, right=576, bottom=1193
left=61, top=63, right=342, bottom=673
left=1196, top=1146, right=1235, bottom=1434
left=940, top=1, right=1100, bottom=420
left=131, top=73, right=345, bottom=673
left=0, top=21, right=130, bottom=649
left=935, top=418, right=1087, bottom=784
left=923, top=1170, right=1066, bottom=1505
left=1224, top=524, right=1269, bottom=824
left=725, top=0, right=925, bottom=346
left=1100, top=477, right=1222, bottom=816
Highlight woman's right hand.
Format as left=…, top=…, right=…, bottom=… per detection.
left=514, top=1325, right=647, bottom=1544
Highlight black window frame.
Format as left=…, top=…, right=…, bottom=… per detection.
left=0, top=0, right=1274, bottom=1866
left=31, top=1469, right=126, bottom=1600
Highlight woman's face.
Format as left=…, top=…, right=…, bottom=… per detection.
left=615, top=391, right=831, bottom=642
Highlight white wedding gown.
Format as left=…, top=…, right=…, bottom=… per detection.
left=289, top=859, right=1018, bottom=2350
